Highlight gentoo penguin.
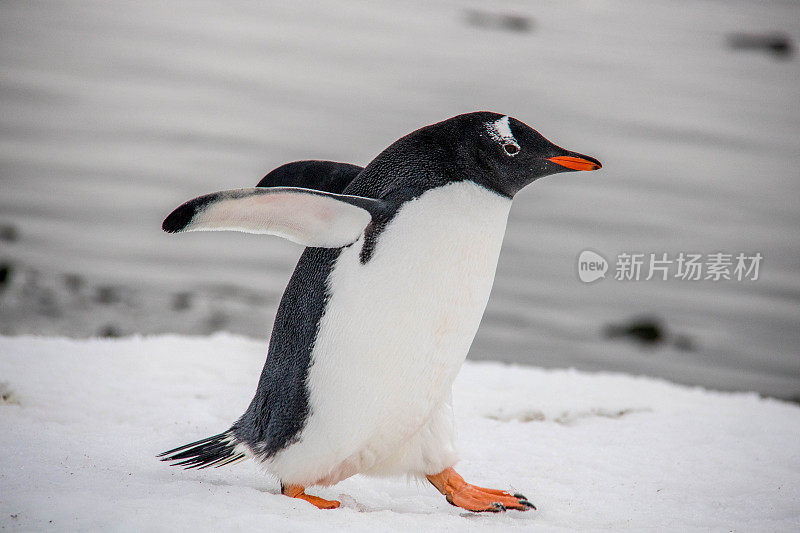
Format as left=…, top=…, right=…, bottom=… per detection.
left=159, top=112, right=601, bottom=512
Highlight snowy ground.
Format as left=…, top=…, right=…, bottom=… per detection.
left=1, top=0, right=799, bottom=400
left=1, top=335, right=799, bottom=531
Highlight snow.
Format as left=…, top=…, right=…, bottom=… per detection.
left=2, top=334, right=799, bottom=531
left=1, top=0, right=799, bottom=401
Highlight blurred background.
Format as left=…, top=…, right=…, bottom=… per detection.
left=1, top=1, right=798, bottom=400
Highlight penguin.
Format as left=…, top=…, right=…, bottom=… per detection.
left=158, top=112, right=601, bottom=512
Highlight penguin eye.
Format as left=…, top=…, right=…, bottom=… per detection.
left=503, top=143, right=520, bottom=156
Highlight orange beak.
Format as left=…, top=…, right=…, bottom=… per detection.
left=547, top=155, right=602, bottom=171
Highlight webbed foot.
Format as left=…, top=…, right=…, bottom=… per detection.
left=281, top=484, right=341, bottom=509
left=426, top=467, right=535, bottom=512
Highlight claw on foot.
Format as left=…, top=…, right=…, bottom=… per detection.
left=427, top=467, right=535, bottom=513
left=281, top=484, right=341, bottom=509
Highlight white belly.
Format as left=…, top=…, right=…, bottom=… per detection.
left=268, top=181, right=511, bottom=486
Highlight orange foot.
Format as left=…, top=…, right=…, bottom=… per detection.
left=426, top=467, right=536, bottom=513
left=281, top=484, right=341, bottom=509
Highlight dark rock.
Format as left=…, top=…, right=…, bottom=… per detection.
left=605, top=317, right=664, bottom=346
left=172, top=291, right=192, bottom=311
left=98, top=324, right=122, bottom=338
left=465, top=9, right=534, bottom=33
left=0, top=224, right=18, bottom=242
left=604, top=316, right=697, bottom=351
left=0, top=382, right=19, bottom=405
left=0, top=264, right=11, bottom=287
left=728, top=32, right=794, bottom=59
left=502, top=14, right=532, bottom=33
left=94, top=286, right=119, bottom=305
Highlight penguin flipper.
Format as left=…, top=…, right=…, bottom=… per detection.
left=256, top=160, right=364, bottom=194
left=162, top=186, right=383, bottom=248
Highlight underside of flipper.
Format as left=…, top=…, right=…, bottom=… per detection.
left=162, top=186, right=385, bottom=248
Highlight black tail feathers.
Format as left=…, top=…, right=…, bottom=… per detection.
left=158, top=430, right=246, bottom=469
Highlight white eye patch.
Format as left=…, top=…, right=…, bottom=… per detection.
left=486, top=115, right=520, bottom=154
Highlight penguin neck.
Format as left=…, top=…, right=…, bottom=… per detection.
left=359, top=180, right=511, bottom=264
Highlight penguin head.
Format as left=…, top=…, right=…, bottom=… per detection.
left=449, top=112, right=602, bottom=197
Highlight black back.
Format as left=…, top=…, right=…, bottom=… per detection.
left=256, top=160, right=364, bottom=194
left=232, top=246, right=340, bottom=456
